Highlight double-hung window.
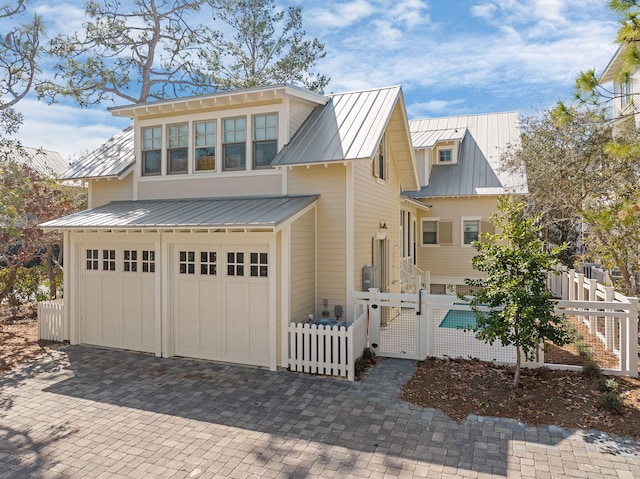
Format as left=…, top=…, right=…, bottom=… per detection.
left=223, top=117, right=246, bottom=171
left=167, top=123, right=188, bottom=174
left=422, top=220, right=438, bottom=245
left=253, top=113, right=277, bottom=168
left=194, top=120, right=216, bottom=172
left=373, top=135, right=386, bottom=180
left=462, top=219, right=480, bottom=245
left=142, top=126, right=162, bottom=176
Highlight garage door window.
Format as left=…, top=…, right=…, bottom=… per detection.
left=179, top=251, right=195, bottom=274
left=86, top=249, right=99, bottom=270
left=142, top=251, right=155, bottom=273
left=123, top=250, right=138, bottom=272
left=227, top=252, right=244, bottom=276
left=200, top=252, right=217, bottom=275
left=250, top=252, right=268, bottom=277
left=102, top=250, right=116, bottom=271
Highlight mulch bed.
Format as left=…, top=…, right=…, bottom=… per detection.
left=401, top=357, right=640, bottom=440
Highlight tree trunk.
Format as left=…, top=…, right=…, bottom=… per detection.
left=513, top=345, right=522, bottom=388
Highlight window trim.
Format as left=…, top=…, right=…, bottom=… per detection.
left=223, top=116, right=247, bottom=171
left=252, top=113, right=278, bottom=169
left=434, top=141, right=459, bottom=165
left=166, top=122, right=189, bottom=175
left=141, top=126, right=162, bottom=176
left=194, top=120, right=217, bottom=173
left=461, top=217, right=481, bottom=246
left=420, top=218, right=439, bottom=247
left=373, top=134, right=387, bottom=182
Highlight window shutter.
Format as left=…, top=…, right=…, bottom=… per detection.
left=480, top=221, right=495, bottom=243
left=439, top=221, right=453, bottom=244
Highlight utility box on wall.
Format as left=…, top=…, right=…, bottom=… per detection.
left=362, top=265, right=379, bottom=291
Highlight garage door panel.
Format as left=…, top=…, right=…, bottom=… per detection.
left=224, top=282, right=250, bottom=362
left=249, top=282, right=269, bottom=364
left=84, top=275, right=103, bottom=345
left=199, top=280, right=221, bottom=357
left=122, top=277, right=142, bottom=347
left=101, top=276, right=122, bottom=345
left=175, top=279, right=198, bottom=356
left=139, top=277, right=156, bottom=352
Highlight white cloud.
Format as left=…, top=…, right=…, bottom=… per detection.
left=471, top=3, right=498, bottom=21
left=407, top=99, right=466, bottom=118
left=309, top=0, right=376, bottom=29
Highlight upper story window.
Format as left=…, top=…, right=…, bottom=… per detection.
left=373, top=134, right=387, bottom=181
left=223, top=117, right=246, bottom=171
left=438, top=149, right=452, bottom=163
left=620, top=78, right=633, bottom=109
left=195, top=120, right=216, bottom=172
left=253, top=113, right=277, bottom=168
left=167, top=123, right=189, bottom=174
left=142, top=126, right=162, bottom=176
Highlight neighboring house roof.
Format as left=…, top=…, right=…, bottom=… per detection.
left=405, top=112, right=528, bottom=198
left=62, top=125, right=134, bottom=180
left=40, top=195, right=318, bottom=232
left=272, top=86, right=401, bottom=166
left=4, top=146, right=69, bottom=177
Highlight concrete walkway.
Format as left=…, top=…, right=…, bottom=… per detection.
left=0, top=346, right=638, bottom=478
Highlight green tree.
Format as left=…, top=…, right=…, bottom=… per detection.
left=206, top=0, right=328, bottom=92
left=461, top=197, right=570, bottom=387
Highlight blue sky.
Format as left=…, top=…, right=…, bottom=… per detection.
left=2, top=0, right=620, bottom=159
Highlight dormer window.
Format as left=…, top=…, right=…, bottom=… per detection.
left=167, top=123, right=188, bottom=174
left=223, top=117, right=246, bottom=171
left=253, top=113, right=277, bottom=168
left=438, top=149, right=452, bottom=163
left=142, top=126, right=162, bottom=176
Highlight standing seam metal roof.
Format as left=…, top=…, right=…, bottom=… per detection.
left=5, top=146, right=69, bottom=177
left=39, top=195, right=319, bottom=230
left=405, top=112, right=527, bottom=198
left=271, top=86, right=401, bottom=165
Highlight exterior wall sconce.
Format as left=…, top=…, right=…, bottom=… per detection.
left=379, top=221, right=388, bottom=229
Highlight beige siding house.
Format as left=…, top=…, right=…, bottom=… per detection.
left=42, top=83, right=525, bottom=370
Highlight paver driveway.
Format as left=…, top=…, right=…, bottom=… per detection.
left=0, top=346, right=639, bottom=478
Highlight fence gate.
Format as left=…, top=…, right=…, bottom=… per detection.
left=366, top=291, right=425, bottom=360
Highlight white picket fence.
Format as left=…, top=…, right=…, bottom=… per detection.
left=37, top=299, right=66, bottom=342
left=287, top=309, right=369, bottom=381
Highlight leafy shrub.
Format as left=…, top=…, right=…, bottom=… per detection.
left=599, top=391, right=623, bottom=413
left=598, top=377, right=619, bottom=393
left=582, top=361, right=601, bottom=377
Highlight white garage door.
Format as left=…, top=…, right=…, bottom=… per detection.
left=82, top=245, right=156, bottom=353
left=172, top=244, right=270, bottom=366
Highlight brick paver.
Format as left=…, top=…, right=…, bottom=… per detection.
left=0, top=346, right=638, bottom=478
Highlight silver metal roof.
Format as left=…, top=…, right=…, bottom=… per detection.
left=405, top=112, right=528, bottom=198
left=271, top=86, right=401, bottom=165
left=40, top=195, right=318, bottom=231
left=62, top=125, right=134, bottom=180
left=411, top=128, right=467, bottom=149
left=5, top=146, right=69, bottom=177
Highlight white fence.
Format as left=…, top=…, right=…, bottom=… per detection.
left=37, top=299, right=66, bottom=342
left=287, top=308, right=369, bottom=381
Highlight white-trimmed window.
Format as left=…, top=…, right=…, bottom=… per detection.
left=227, top=252, right=244, bottom=276
left=438, top=149, right=452, bottom=163
left=223, top=117, right=246, bottom=171
left=373, top=134, right=387, bottom=181
left=421, top=219, right=438, bottom=245
left=462, top=218, right=480, bottom=245
left=253, top=113, right=277, bottom=168
left=435, top=142, right=459, bottom=165
left=250, top=252, right=268, bottom=277
left=142, top=126, right=162, bottom=176
left=194, top=120, right=216, bottom=172
left=200, top=251, right=217, bottom=275
left=102, top=249, right=116, bottom=271
left=179, top=251, right=195, bottom=274
left=86, top=249, right=99, bottom=270
left=167, top=123, right=189, bottom=174
left=142, top=250, right=155, bottom=273
left=620, top=78, right=633, bottom=109
left=123, top=250, right=138, bottom=272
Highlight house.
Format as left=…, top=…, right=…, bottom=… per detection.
left=599, top=45, right=640, bottom=124
left=41, top=84, right=525, bottom=370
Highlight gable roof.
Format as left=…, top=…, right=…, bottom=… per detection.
left=4, top=146, right=69, bottom=177
left=40, top=195, right=318, bottom=232
left=271, top=86, right=419, bottom=190
left=600, top=45, right=624, bottom=84
left=62, top=125, right=134, bottom=180
left=411, top=128, right=467, bottom=149
left=405, top=112, right=528, bottom=198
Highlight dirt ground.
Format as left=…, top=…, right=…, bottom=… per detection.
left=3, top=305, right=640, bottom=441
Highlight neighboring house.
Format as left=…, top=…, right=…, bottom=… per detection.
left=599, top=45, right=640, bottom=124
left=405, top=113, right=527, bottom=293
left=41, top=84, right=525, bottom=370
left=4, top=145, right=69, bottom=177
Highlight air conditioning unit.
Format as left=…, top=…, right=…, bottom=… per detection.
left=362, top=265, right=379, bottom=291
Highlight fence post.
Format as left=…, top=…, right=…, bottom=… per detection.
left=418, top=290, right=428, bottom=360
left=588, top=279, right=597, bottom=333
left=568, top=270, right=575, bottom=301
left=368, top=288, right=381, bottom=357
left=623, top=298, right=639, bottom=377
left=604, top=286, right=615, bottom=352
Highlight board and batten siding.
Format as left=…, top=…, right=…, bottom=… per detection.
left=416, top=196, right=498, bottom=281
left=289, top=208, right=316, bottom=324
left=353, top=157, right=402, bottom=294
left=136, top=172, right=283, bottom=200
left=286, top=164, right=347, bottom=317
left=90, top=174, right=134, bottom=208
